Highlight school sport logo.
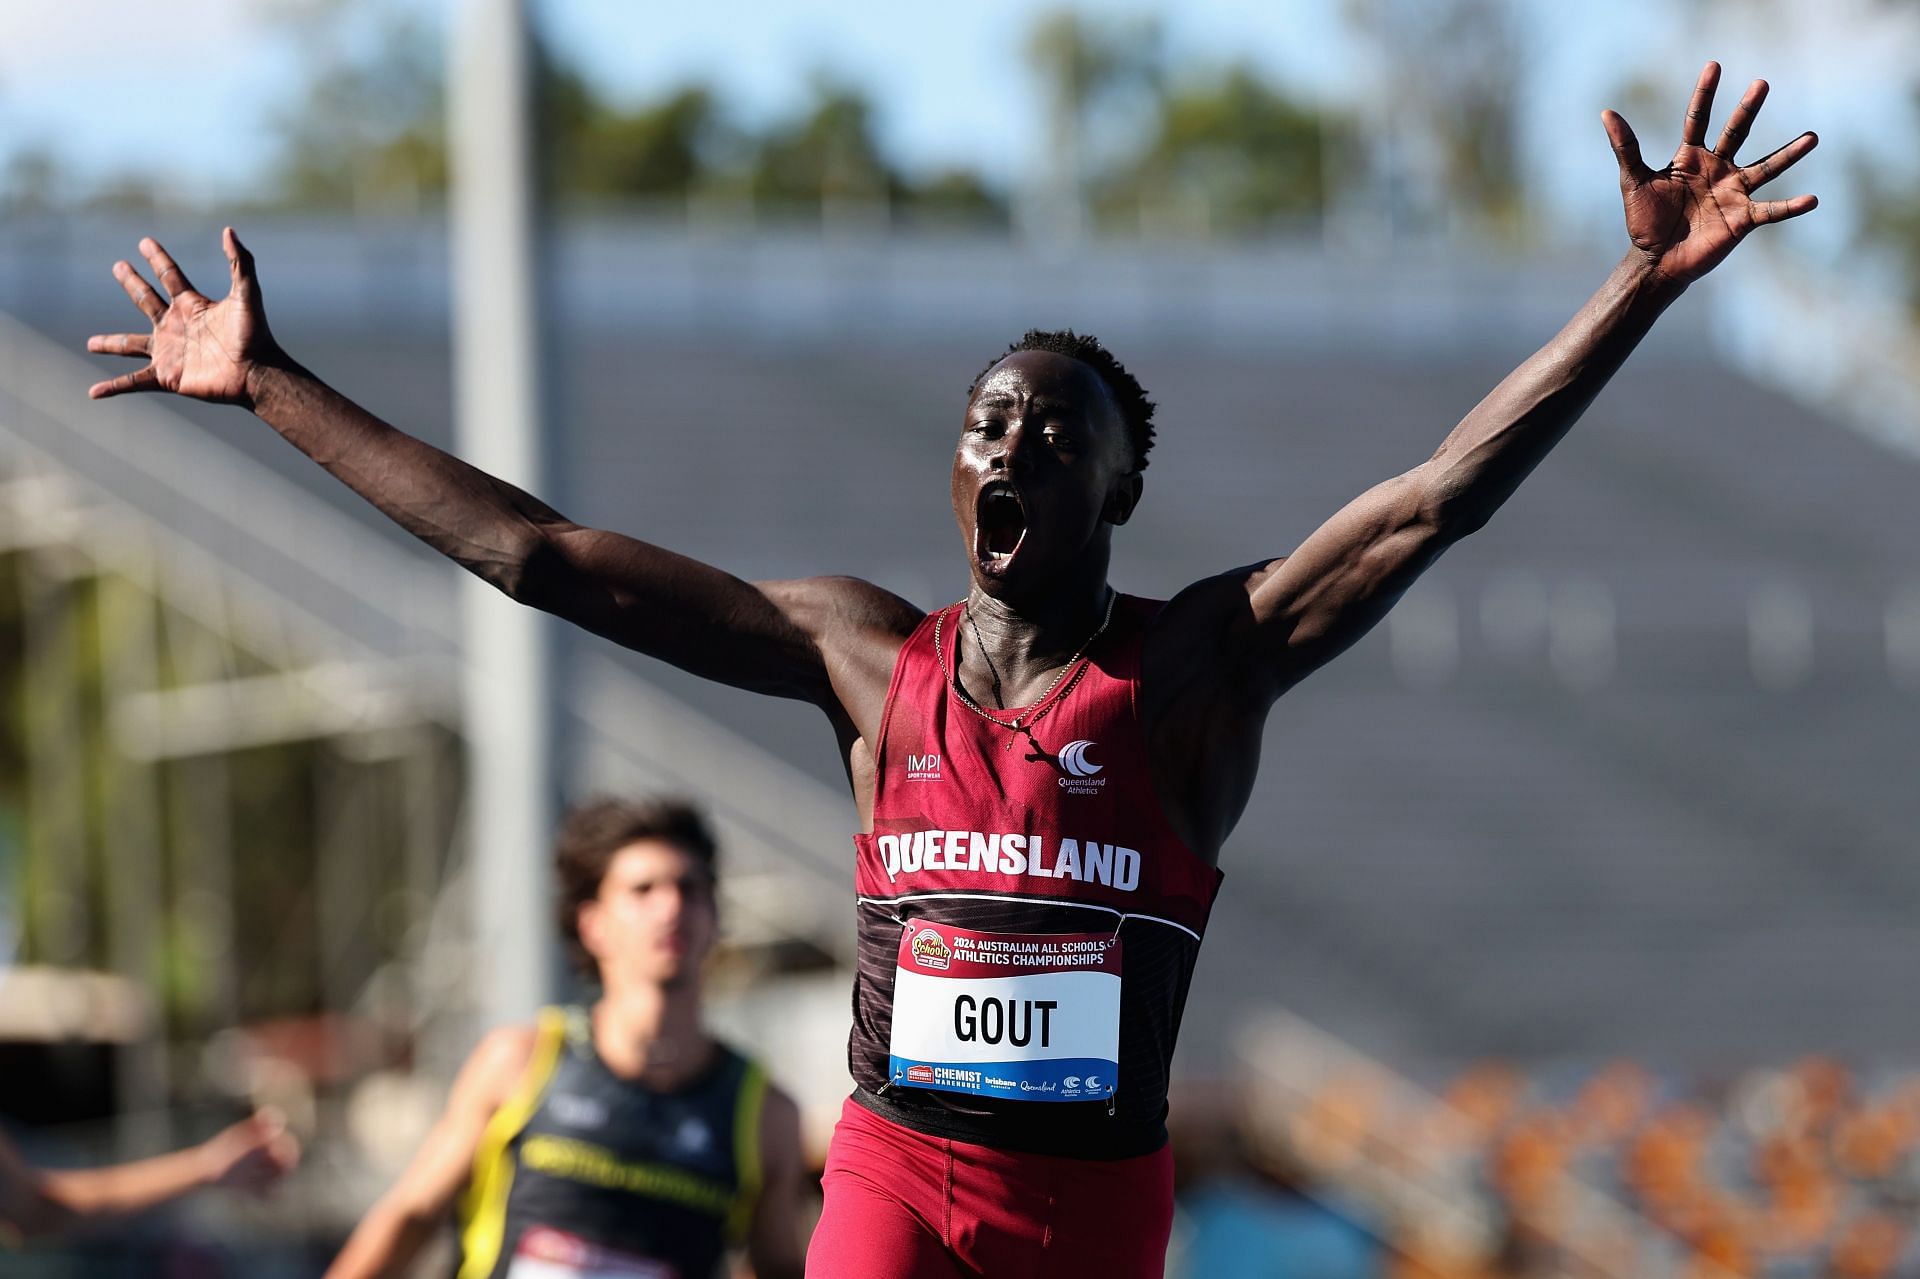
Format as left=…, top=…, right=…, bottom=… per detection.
left=910, top=929, right=952, bottom=970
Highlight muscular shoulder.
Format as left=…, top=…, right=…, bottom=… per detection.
left=454, top=1023, right=544, bottom=1113
left=758, top=576, right=924, bottom=729
left=756, top=575, right=922, bottom=644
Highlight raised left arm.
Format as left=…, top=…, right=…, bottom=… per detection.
left=1242, top=62, right=1817, bottom=691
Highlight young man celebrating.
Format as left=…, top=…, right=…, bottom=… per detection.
left=87, top=65, right=1816, bottom=1277
left=325, top=799, right=806, bottom=1279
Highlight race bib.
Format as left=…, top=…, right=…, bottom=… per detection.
left=888, top=921, right=1120, bottom=1102
left=505, top=1227, right=677, bottom=1279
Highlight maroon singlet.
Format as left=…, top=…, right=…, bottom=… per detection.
left=849, top=594, right=1223, bottom=1159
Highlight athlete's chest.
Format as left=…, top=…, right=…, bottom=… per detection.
left=888, top=647, right=1142, bottom=796
left=519, top=1057, right=737, bottom=1183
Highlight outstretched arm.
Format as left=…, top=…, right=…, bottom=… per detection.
left=325, top=1028, right=529, bottom=1279
left=1, top=1110, right=298, bottom=1241
left=85, top=231, right=913, bottom=706
left=1238, top=62, right=1817, bottom=691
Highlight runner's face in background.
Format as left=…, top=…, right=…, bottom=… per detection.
left=953, top=351, right=1139, bottom=599
left=579, top=840, right=718, bottom=991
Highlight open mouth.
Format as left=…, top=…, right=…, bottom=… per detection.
left=975, top=481, right=1027, bottom=565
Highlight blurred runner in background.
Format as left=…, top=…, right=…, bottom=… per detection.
left=325, top=797, right=805, bottom=1279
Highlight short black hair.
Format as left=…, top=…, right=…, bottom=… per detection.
left=969, top=329, right=1157, bottom=471
left=555, top=796, right=719, bottom=978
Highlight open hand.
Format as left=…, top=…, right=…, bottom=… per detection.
left=87, top=228, right=279, bottom=407
left=201, top=1107, right=301, bottom=1195
left=1604, top=61, right=1818, bottom=287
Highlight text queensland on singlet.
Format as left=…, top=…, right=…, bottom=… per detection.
left=848, top=595, right=1222, bottom=1159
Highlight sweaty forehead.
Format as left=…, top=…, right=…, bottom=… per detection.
left=971, top=350, right=1119, bottom=422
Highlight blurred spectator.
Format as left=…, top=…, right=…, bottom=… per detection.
left=1566, top=1061, right=1654, bottom=1151
left=1826, top=1214, right=1909, bottom=1279
left=1240, top=1048, right=1920, bottom=1279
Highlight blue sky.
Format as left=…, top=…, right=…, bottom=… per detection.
left=0, top=0, right=1905, bottom=256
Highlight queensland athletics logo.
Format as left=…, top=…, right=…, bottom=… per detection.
left=1055, top=740, right=1106, bottom=796
left=910, top=929, right=952, bottom=970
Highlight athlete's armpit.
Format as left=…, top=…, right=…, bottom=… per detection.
left=1237, top=467, right=1451, bottom=691
left=753, top=576, right=925, bottom=738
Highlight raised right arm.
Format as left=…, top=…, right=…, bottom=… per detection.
left=87, top=230, right=914, bottom=706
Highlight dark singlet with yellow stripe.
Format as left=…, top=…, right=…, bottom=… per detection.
left=456, top=1007, right=769, bottom=1279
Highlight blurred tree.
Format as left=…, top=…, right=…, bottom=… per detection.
left=269, top=12, right=447, bottom=212
left=263, top=17, right=1006, bottom=226
left=545, top=72, right=743, bottom=205
left=1022, top=10, right=1164, bottom=242
left=1, top=148, right=64, bottom=216
left=902, top=169, right=1007, bottom=228
left=1340, top=0, right=1526, bottom=242
left=1853, top=88, right=1920, bottom=310
left=83, top=178, right=166, bottom=217
left=748, top=78, right=898, bottom=214
left=1096, top=65, right=1336, bottom=237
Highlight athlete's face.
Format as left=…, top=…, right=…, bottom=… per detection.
left=578, top=840, right=718, bottom=991
left=953, top=351, right=1141, bottom=598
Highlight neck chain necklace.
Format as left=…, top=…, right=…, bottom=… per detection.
left=934, top=589, right=1117, bottom=754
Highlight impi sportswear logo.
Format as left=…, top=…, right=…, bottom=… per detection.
left=906, top=752, right=942, bottom=781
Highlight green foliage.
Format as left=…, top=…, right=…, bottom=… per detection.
left=246, top=6, right=1356, bottom=240
left=903, top=169, right=1007, bottom=227
left=748, top=80, right=899, bottom=211
left=269, top=13, right=447, bottom=211
left=1, top=149, right=64, bottom=215
left=1025, top=9, right=1163, bottom=120
left=1340, top=0, right=1526, bottom=239
left=1854, top=89, right=1920, bottom=311
left=1097, top=66, right=1334, bottom=236
left=546, top=73, right=739, bottom=203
